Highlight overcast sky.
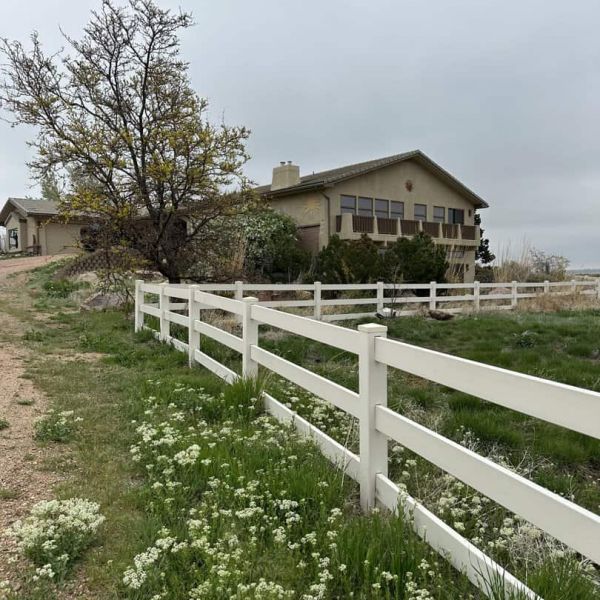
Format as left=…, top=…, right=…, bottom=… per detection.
left=1, top=0, right=599, bottom=267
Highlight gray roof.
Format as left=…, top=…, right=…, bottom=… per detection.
left=0, top=197, right=59, bottom=224
left=256, top=149, right=488, bottom=208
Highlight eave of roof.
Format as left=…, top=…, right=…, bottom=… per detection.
left=0, top=197, right=60, bottom=225
left=257, top=150, right=489, bottom=209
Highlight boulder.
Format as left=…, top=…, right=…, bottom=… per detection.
left=81, top=291, right=126, bottom=311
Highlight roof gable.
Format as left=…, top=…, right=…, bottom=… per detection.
left=0, top=197, right=59, bottom=225
left=257, top=150, right=488, bottom=208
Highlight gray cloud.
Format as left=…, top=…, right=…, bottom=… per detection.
left=1, top=0, right=599, bottom=267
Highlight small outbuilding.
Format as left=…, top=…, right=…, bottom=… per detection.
left=0, top=197, right=83, bottom=256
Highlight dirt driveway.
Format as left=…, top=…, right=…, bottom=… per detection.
left=0, top=255, right=67, bottom=585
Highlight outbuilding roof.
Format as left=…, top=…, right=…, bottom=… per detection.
left=256, top=149, right=488, bottom=208
left=0, top=197, right=59, bottom=225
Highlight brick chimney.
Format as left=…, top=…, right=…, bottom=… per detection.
left=271, top=161, right=300, bottom=191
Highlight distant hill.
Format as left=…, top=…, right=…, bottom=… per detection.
left=568, top=268, right=600, bottom=276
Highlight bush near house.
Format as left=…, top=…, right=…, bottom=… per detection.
left=240, top=209, right=311, bottom=282
left=311, top=232, right=448, bottom=286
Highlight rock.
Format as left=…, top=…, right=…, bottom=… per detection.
left=428, top=309, right=454, bottom=321
left=81, top=291, right=125, bottom=311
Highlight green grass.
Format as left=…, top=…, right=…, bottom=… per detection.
left=0, top=487, right=19, bottom=500
left=6, top=268, right=484, bottom=600
left=6, top=265, right=600, bottom=599
left=256, top=311, right=600, bottom=509
left=0, top=417, right=9, bottom=430
left=15, top=398, right=35, bottom=406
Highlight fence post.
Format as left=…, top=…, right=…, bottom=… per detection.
left=188, top=285, right=200, bottom=367
left=358, top=323, right=388, bottom=512
left=235, top=280, right=244, bottom=324
left=429, top=281, right=437, bottom=311
left=544, top=280, right=550, bottom=295
left=159, top=283, right=170, bottom=341
left=597, top=279, right=600, bottom=301
left=511, top=281, right=518, bottom=309
left=473, top=280, right=480, bottom=312
left=571, top=279, right=577, bottom=294
left=314, top=281, right=322, bottom=320
left=134, top=280, right=144, bottom=332
left=376, top=281, right=384, bottom=313
left=242, top=296, right=259, bottom=378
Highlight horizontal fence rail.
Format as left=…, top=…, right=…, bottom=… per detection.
left=139, top=278, right=600, bottom=323
left=134, top=280, right=600, bottom=600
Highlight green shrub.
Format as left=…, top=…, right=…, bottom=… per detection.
left=383, top=232, right=448, bottom=284
left=0, top=418, right=9, bottom=430
left=240, top=209, right=312, bottom=282
left=34, top=410, right=82, bottom=443
left=311, top=234, right=384, bottom=284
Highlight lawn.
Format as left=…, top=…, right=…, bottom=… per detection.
left=4, top=265, right=599, bottom=599
left=2, top=268, right=480, bottom=599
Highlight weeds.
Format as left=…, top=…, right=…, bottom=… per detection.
left=34, top=410, right=82, bottom=443
left=0, top=418, right=9, bottom=430
left=15, top=398, right=35, bottom=406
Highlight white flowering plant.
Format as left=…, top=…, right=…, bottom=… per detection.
left=8, top=498, right=105, bottom=581
left=34, top=409, right=83, bottom=443
left=119, top=377, right=478, bottom=599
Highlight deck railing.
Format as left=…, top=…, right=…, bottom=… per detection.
left=135, top=281, right=600, bottom=600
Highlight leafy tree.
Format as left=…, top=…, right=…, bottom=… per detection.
left=0, top=0, right=250, bottom=282
left=239, top=209, right=311, bottom=282
left=383, top=232, right=448, bottom=284
left=475, top=213, right=495, bottom=265
left=311, top=235, right=383, bottom=284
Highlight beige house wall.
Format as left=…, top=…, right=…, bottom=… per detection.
left=267, top=158, right=481, bottom=282
left=329, top=159, right=475, bottom=229
left=40, top=222, right=82, bottom=255
left=269, top=192, right=329, bottom=249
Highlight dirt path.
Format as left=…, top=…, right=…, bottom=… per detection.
left=0, top=256, right=66, bottom=585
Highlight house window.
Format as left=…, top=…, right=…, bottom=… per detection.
left=390, top=201, right=404, bottom=219
left=433, top=206, right=445, bottom=223
left=448, top=208, right=465, bottom=224
left=375, top=199, right=389, bottom=218
left=358, top=197, right=373, bottom=217
left=340, top=195, right=356, bottom=214
left=8, top=228, right=18, bottom=249
left=414, top=204, right=427, bottom=221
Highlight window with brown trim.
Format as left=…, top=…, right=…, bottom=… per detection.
left=358, top=196, right=373, bottom=217
left=390, top=201, right=404, bottom=219
left=448, top=208, right=465, bottom=224
left=414, top=204, right=427, bottom=221
left=433, top=206, right=445, bottom=223
left=340, top=195, right=356, bottom=214
left=375, top=199, right=389, bottom=218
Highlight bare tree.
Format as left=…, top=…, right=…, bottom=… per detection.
left=0, top=0, right=251, bottom=282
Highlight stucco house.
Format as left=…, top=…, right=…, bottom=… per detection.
left=257, top=150, right=488, bottom=283
left=0, top=197, right=83, bottom=256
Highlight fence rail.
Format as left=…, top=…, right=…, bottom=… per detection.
left=134, top=281, right=600, bottom=600
left=144, top=278, right=600, bottom=323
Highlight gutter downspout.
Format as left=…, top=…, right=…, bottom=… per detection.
left=320, top=192, right=331, bottom=244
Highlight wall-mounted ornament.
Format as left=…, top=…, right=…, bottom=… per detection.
left=405, top=180, right=413, bottom=192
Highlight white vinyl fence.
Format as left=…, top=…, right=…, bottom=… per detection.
left=135, top=281, right=600, bottom=599
left=138, top=279, right=600, bottom=322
